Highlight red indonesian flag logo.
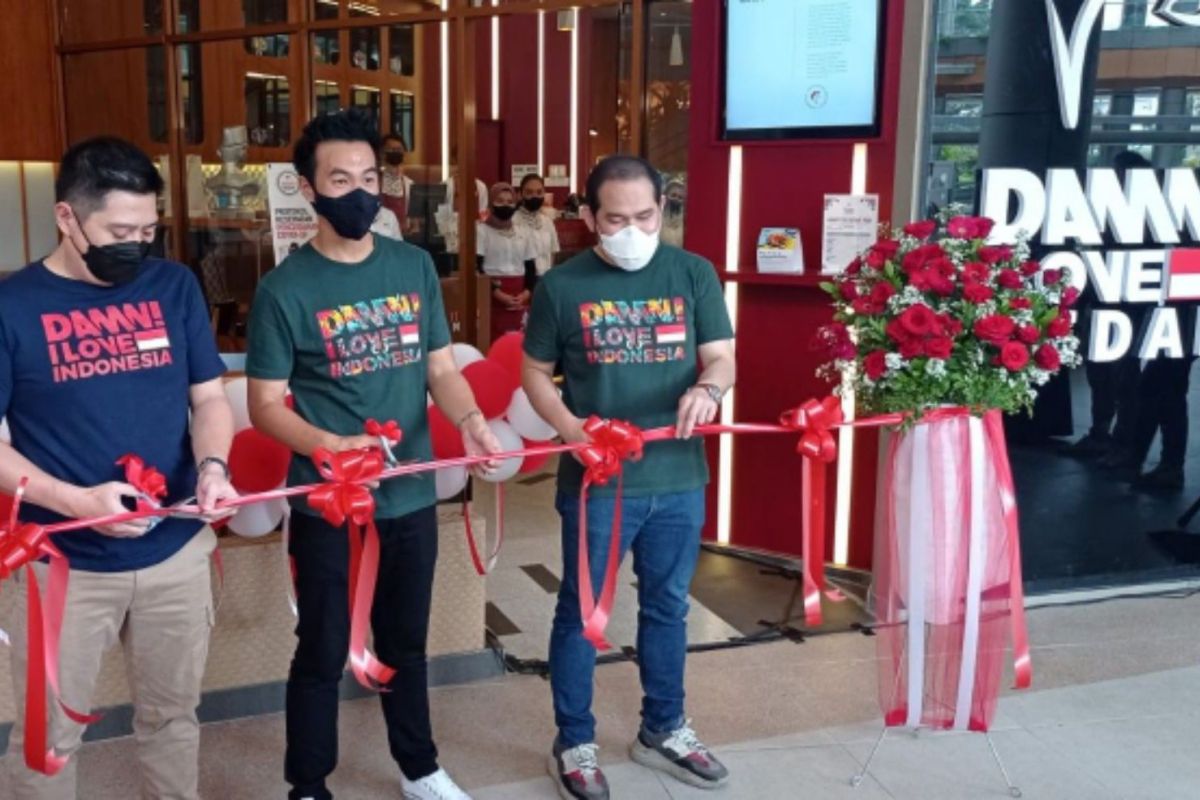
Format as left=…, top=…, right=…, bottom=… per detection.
left=1166, top=249, right=1200, bottom=301
left=399, top=324, right=419, bottom=345
left=134, top=328, right=170, bottom=352
left=655, top=323, right=686, bottom=345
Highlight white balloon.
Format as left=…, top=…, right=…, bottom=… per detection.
left=224, top=377, right=252, bottom=431
left=435, top=466, right=469, bottom=500
left=228, top=497, right=286, bottom=538
left=481, top=420, right=524, bottom=483
left=505, top=388, right=557, bottom=441
left=0, top=417, right=9, bottom=444
left=451, top=343, right=485, bottom=370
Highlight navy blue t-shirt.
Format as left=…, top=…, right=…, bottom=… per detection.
left=0, top=259, right=226, bottom=572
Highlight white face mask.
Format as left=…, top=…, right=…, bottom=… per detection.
left=599, top=224, right=660, bottom=271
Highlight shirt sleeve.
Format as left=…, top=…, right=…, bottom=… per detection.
left=182, top=270, right=227, bottom=385
left=692, top=258, right=735, bottom=345
left=424, top=255, right=452, bottom=352
left=244, top=284, right=295, bottom=381
left=0, top=317, right=13, bottom=421
left=523, top=279, right=560, bottom=363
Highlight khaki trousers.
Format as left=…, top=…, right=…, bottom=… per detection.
left=6, top=527, right=217, bottom=800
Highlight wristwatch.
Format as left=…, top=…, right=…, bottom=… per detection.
left=695, top=382, right=724, bottom=404
left=197, top=456, right=231, bottom=480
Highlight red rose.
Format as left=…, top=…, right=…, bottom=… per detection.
left=1062, top=286, right=1081, bottom=307
left=847, top=257, right=863, bottom=276
left=1010, top=297, right=1032, bottom=310
left=1043, top=269, right=1063, bottom=286
left=931, top=275, right=956, bottom=297
left=909, top=267, right=937, bottom=292
left=948, top=216, right=995, bottom=240
left=899, top=304, right=937, bottom=337
left=1020, top=259, right=1041, bottom=277
left=1046, top=313, right=1071, bottom=338
left=963, top=282, right=994, bottom=304
left=899, top=339, right=924, bottom=359
left=871, top=240, right=901, bottom=262
left=979, top=245, right=1014, bottom=265
left=1035, top=343, right=1061, bottom=371
left=870, top=281, right=897, bottom=305
left=942, top=316, right=964, bottom=336
left=902, top=243, right=946, bottom=272
left=864, top=350, right=888, bottom=380
left=839, top=281, right=860, bottom=301
left=852, top=297, right=880, bottom=316
left=999, top=341, right=1030, bottom=372
left=963, top=262, right=991, bottom=283
left=974, top=314, right=1017, bottom=344
left=904, top=220, right=937, bottom=240
left=996, top=270, right=1023, bottom=289
left=925, top=337, right=953, bottom=360
left=932, top=257, right=957, bottom=277
left=866, top=249, right=887, bottom=269
left=1016, top=323, right=1040, bottom=344
left=886, top=318, right=911, bottom=343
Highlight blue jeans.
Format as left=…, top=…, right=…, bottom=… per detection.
left=550, top=488, right=706, bottom=748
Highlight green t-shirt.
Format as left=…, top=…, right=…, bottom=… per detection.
left=245, top=236, right=450, bottom=518
left=523, top=244, right=734, bottom=497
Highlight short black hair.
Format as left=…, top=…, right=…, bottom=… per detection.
left=56, top=136, right=164, bottom=218
left=382, top=132, right=406, bottom=149
left=294, top=108, right=382, bottom=184
left=585, top=155, right=662, bottom=213
left=519, top=173, right=545, bottom=191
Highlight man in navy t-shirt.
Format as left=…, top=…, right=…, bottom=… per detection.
left=0, top=137, right=237, bottom=799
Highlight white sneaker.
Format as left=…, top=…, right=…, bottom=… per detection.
left=401, top=767, right=473, bottom=800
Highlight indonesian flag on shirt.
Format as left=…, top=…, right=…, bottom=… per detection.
left=135, top=328, right=170, bottom=351
left=1166, top=249, right=1200, bottom=301
left=399, top=324, right=420, bottom=345
left=655, top=323, right=686, bottom=344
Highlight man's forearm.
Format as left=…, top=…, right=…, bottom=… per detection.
left=0, top=442, right=81, bottom=517
left=523, top=367, right=580, bottom=438
left=251, top=402, right=338, bottom=457
left=428, top=369, right=479, bottom=428
left=190, top=395, right=235, bottom=465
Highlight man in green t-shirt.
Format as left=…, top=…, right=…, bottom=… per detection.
left=523, top=156, right=736, bottom=799
left=245, top=109, right=499, bottom=800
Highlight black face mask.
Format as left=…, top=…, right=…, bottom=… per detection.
left=666, top=198, right=684, bottom=214
left=491, top=205, right=517, bottom=221
left=522, top=197, right=545, bottom=213
left=311, top=188, right=381, bottom=240
left=383, top=151, right=404, bottom=166
left=74, top=218, right=151, bottom=285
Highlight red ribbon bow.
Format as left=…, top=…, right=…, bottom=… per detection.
left=778, top=396, right=847, bottom=628
left=116, top=454, right=168, bottom=510
left=364, top=418, right=403, bottom=444
left=307, top=447, right=394, bottom=691
left=576, top=417, right=645, bottom=651
left=0, top=522, right=52, bottom=580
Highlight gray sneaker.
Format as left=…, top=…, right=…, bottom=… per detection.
left=547, top=740, right=609, bottom=800
left=630, top=720, right=729, bottom=789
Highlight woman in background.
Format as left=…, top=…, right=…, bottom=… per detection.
left=478, top=183, right=536, bottom=341
left=514, top=173, right=561, bottom=276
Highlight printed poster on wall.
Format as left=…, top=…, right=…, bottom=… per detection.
left=267, top=163, right=318, bottom=266
left=821, top=193, right=879, bottom=275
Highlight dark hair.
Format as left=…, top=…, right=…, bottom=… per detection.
left=585, top=155, right=662, bottom=213
left=55, top=136, right=164, bottom=218
left=382, top=132, right=406, bottom=149
left=293, top=108, right=382, bottom=184
left=519, top=173, right=545, bottom=191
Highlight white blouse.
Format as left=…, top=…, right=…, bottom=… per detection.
left=477, top=223, right=535, bottom=276
left=514, top=209, right=561, bottom=274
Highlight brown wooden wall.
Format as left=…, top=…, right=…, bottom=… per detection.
left=0, top=0, right=62, bottom=160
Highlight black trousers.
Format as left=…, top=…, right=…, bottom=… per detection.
left=1132, top=357, right=1195, bottom=470
left=285, top=505, right=440, bottom=800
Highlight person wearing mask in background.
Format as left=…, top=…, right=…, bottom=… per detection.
left=246, top=109, right=501, bottom=800
left=522, top=156, right=736, bottom=800
left=478, top=183, right=537, bottom=342
left=660, top=179, right=686, bottom=248
left=380, top=133, right=414, bottom=238
left=0, top=136, right=238, bottom=800
left=515, top=173, right=562, bottom=276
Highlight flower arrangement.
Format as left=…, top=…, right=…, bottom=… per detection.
left=813, top=213, right=1082, bottom=417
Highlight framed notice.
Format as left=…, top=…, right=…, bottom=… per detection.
left=821, top=194, right=879, bottom=275
left=266, top=163, right=319, bottom=266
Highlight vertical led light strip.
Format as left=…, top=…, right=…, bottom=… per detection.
left=537, top=11, right=546, bottom=173
left=491, top=0, right=500, bottom=119
left=440, top=0, right=450, bottom=180
left=833, top=142, right=869, bottom=566
left=569, top=9, right=580, bottom=192
left=717, top=145, right=744, bottom=546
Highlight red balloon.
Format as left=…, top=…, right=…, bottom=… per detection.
left=518, top=438, right=551, bottom=474
left=429, top=406, right=465, bottom=460
left=228, top=428, right=292, bottom=493
left=488, top=332, right=525, bottom=380
left=462, top=359, right=519, bottom=419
